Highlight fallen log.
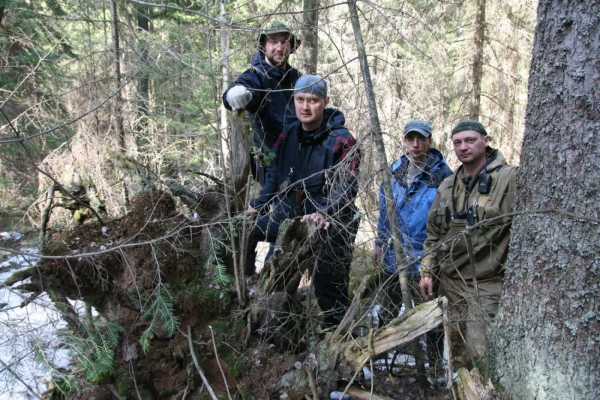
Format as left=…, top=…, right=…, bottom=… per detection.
left=276, top=297, right=449, bottom=399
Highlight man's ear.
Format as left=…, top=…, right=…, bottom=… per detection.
left=324, top=96, right=330, bottom=107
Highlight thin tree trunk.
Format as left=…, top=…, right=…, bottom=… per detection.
left=39, top=182, right=55, bottom=243
left=215, top=2, right=250, bottom=306
left=300, top=0, right=319, bottom=74
left=469, top=0, right=486, bottom=119
left=136, top=4, right=149, bottom=132
left=347, top=0, right=427, bottom=385
left=346, top=0, right=412, bottom=318
left=109, top=0, right=126, bottom=152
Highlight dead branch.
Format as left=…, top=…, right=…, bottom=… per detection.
left=208, top=326, right=233, bottom=400
left=187, top=325, right=218, bottom=400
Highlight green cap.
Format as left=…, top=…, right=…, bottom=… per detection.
left=257, top=20, right=301, bottom=53
left=451, top=120, right=488, bottom=136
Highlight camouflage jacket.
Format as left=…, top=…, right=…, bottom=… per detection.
left=420, top=148, right=518, bottom=283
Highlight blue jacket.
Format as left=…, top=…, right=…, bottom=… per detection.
left=250, top=108, right=359, bottom=218
left=223, top=52, right=301, bottom=150
left=376, top=148, right=452, bottom=275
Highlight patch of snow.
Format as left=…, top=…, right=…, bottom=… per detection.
left=330, top=391, right=352, bottom=399
left=0, top=232, right=23, bottom=241
left=363, top=365, right=373, bottom=380
left=0, top=246, right=75, bottom=400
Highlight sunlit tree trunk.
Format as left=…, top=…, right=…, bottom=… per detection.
left=347, top=0, right=411, bottom=316
left=300, top=0, right=319, bottom=74
left=109, top=0, right=125, bottom=152
left=347, top=0, right=428, bottom=386
left=469, top=0, right=486, bottom=119
left=136, top=3, right=149, bottom=132
left=494, top=1, right=600, bottom=398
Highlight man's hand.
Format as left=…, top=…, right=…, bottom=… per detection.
left=247, top=205, right=258, bottom=215
left=300, top=213, right=330, bottom=230
left=371, top=244, right=382, bottom=267
left=226, top=85, right=252, bottom=111
left=419, top=276, right=435, bottom=300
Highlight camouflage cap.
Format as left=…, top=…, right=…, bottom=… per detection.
left=257, top=20, right=301, bottom=53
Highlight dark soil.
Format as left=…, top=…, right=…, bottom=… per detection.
left=4, top=190, right=454, bottom=399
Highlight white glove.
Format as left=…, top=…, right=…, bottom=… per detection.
left=226, top=85, right=252, bottom=111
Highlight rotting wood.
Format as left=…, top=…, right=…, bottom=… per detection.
left=277, top=298, right=447, bottom=399
left=457, top=367, right=497, bottom=400
left=342, top=298, right=444, bottom=370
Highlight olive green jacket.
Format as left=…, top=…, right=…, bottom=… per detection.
left=420, top=149, right=518, bottom=284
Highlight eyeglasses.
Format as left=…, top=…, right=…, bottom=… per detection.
left=404, top=136, right=429, bottom=144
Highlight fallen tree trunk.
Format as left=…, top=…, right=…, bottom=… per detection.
left=275, top=297, right=449, bottom=399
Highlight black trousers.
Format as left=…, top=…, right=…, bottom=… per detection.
left=252, top=196, right=359, bottom=328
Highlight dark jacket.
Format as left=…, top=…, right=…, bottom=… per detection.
left=223, top=52, right=301, bottom=150
left=376, top=149, right=452, bottom=275
left=250, top=108, right=359, bottom=218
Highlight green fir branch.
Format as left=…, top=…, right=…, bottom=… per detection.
left=139, top=283, right=181, bottom=354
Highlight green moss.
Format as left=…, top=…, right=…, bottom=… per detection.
left=206, top=316, right=247, bottom=379
left=158, top=387, right=174, bottom=397
left=115, top=373, right=134, bottom=396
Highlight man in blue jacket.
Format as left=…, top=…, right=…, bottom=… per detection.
left=371, top=120, right=452, bottom=367
left=223, top=20, right=301, bottom=185
left=248, top=75, right=360, bottom=328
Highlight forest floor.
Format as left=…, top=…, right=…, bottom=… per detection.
left=1, top=193, right=455, bottom=399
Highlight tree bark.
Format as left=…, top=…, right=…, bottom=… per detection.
left=494, top=1, right=600, bottom=398
left=300, top=0, right=319, bottom=75
left=109, top=0, right=126, bottom=152
left=469, top=0, right=486, bottom=119
left=136, top=3, right=149, bottom=132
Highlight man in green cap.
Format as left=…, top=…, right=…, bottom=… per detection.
left=419, top=120, right=518, bottom=369
left=223, top=20, right=302, bottom=185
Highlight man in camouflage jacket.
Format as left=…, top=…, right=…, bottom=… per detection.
left=420, top=120, right=518, bottom=368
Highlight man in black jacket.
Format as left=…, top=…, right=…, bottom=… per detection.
left=223, top=20, right=301, bottom=185
left=248, top=75, right=360, bottom=328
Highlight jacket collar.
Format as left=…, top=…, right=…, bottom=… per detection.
left=251, top=51, right=292, bottom=79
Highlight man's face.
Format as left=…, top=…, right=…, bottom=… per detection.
left=263, top=33, right=291, bottom=67
left=452, top=130, right=489, bottom=168
left=404, top=132, right=432, bottom=163
left=294, top=93, right=328, bottom=131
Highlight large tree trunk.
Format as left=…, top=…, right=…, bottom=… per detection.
left=494, top=1, right=600, bottom=398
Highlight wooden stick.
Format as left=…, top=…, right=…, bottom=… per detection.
left=208, top=326, right=233, bottom=400
left=186, top=325, right=218, bottom=400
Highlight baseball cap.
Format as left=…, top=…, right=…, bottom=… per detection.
left=404, top=120, right=432, bottom=137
